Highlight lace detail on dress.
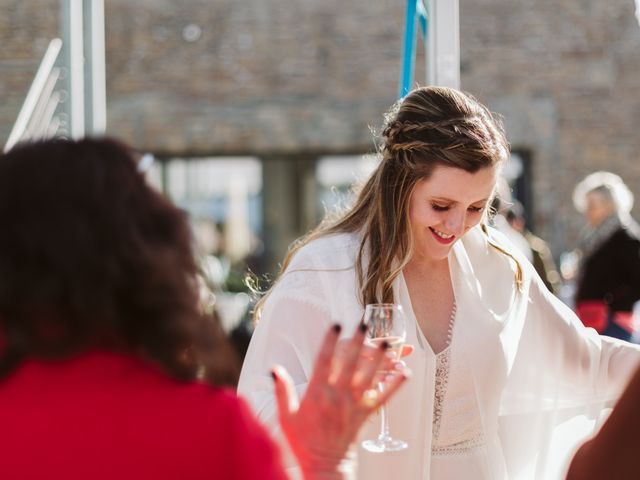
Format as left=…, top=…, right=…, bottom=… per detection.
left=432, top=346, right=451, bottom=441
left=431, top=299, right=487, bottom=456
left=431, top=301, right=457, bottom=441
left=430, top=301, right=487, bottom=456
left=431, top=432, right=487, bottom=457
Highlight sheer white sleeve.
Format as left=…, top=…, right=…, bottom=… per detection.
left=238, top=234, right=364, bottom=476
left=237, top=284, right=343, bottom=477
left=498, top=260, right=640, bottom=479
left=504, top=268, right=640, bottom=412
left=238, top=295, right=332, bottom=425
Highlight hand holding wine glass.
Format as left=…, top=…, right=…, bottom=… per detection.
left=272, top=322, right=409, bottom=479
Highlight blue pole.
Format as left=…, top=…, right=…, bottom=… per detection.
left=399, top=0, right=417, bottom=98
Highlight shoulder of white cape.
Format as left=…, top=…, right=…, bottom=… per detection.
left=471, top=224, right=535, bottom=291
left=282, top=232, right=361, bottom=273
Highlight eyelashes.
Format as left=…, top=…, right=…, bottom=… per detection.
left=430, top=203, right=484, bottom=213
left=431, top=204, right=449, bottom=212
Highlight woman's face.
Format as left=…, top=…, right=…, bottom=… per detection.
left=408, top=164, right=498, bottom=264
left=585, top=191, right=615, bottom=227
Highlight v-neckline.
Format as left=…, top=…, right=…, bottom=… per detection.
left=398, top=248, right=459, bottom=357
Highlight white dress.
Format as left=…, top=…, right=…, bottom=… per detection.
left=237, top=226, right=640, bottom=479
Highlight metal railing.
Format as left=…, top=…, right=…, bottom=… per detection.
left=3, top=38, right=65, bottom=153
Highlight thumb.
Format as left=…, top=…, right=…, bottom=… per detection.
left=272, top=364, right=299, bottom=424
left=400, top=344, right=414, bottom=358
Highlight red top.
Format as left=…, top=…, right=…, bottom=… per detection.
left=0, top=351, right=287, bottom=480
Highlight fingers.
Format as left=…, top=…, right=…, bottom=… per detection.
left=307, top=324, right=342, bottom=388
left=333, top=322, right=367, bottom=388
left=370, top=370, right=410, bottom=411
left=385, top=359, right=407, bottom=380
left=351, top=340, right=389, bottom=394
left=272, top=364, right=299, bottom=423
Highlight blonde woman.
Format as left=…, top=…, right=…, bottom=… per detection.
left=238, top=87, right=640, bottom=479
left=572, top=171, right=640, bottom=341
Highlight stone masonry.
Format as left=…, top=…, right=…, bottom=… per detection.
left=1, top=0, right=640, bottom=257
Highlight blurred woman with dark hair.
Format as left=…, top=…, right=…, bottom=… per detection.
left=0, top=138, right=407, bottom=480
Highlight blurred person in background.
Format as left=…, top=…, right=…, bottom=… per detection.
left=490, top=179, right=534, bottom=264
left=572, top=171, right=640, bottom=342
left=505, top=201, right=562, bottom=295
left=238, top=86, right=640, bottom=479
left=0, top=138, right=408, bottom=480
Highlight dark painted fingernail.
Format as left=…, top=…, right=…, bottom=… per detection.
left=381, top=340, right=390, bottom=350
left=332, top=324, right=342, bottom=334
left=359, top=321, right=367, bottom=333
left=271, top=370, right=277, bottom=381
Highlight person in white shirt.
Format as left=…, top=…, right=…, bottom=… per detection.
left=238, top=86, right=640, bottom=479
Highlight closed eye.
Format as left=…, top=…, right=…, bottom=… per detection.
left=432, top=203, right=484, bottom=213
left=431, top=203, right=450, bottom=212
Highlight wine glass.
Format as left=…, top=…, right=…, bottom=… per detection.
left=361, top=303, right=408, bottom=453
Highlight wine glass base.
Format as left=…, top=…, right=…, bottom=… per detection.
left=361, top=437, right=408, bottom=453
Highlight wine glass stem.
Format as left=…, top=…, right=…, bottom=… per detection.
left=378, top=382, right=391, bottom=440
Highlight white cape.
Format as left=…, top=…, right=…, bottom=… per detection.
left=238, top=226, right=640, bottom=479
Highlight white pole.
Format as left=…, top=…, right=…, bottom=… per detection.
left=62, top=0, right=85, bottom=139
left=85, top=0, right=106, bottom=134
left=426, top=0, right=460, bottom=89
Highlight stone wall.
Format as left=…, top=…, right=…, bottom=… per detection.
left=461, top=0, right=640, bottom=254
left=103, top=0, right=406, bottom=156
left=2, top=0, right=640, bottom=255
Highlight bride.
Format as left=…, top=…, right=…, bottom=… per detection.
left=238, top=86, right=640, bottom=479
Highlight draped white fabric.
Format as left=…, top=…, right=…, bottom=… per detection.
left=237, top=226, right=640, bottom=479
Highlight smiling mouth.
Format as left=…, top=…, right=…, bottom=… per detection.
left=429, top=227, right=455, bottom=244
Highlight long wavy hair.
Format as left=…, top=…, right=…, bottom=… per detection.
left=256, top=86, right=520, bottom=317
left=0, top=138, right=238, bottom=385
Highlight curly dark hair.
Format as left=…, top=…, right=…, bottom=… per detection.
left=0, top=137, right=238, bottom=385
